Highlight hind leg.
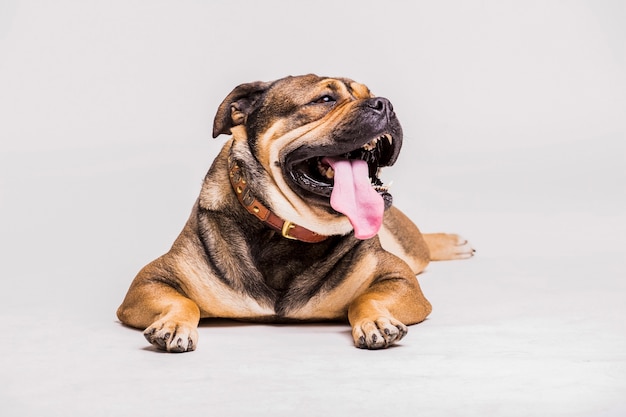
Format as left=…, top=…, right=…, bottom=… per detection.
left=378, top=207, right=431, bottom=275
left=423, top=233, right=475, bottom=261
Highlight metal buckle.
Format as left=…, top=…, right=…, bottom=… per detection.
left=281, top=221, right=297, bottom=240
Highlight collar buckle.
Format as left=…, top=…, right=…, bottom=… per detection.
left=281, top=221, right=298, bottom=240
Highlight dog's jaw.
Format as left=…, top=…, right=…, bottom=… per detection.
left=267, top=140, right=356, bottom=237
left=222, top=78, right=404, bottom=239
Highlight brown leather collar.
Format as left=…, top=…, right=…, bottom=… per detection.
left=228, top=156, right=328, bottom=243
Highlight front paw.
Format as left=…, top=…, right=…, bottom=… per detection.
left=352, top=317, right=408, bottom=349
left=143, top=320, right=198, bottom=353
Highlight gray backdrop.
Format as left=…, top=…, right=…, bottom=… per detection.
left=1, top=1, right=624, bottom=416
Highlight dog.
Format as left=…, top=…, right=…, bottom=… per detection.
left=117, top=74, right=474, bottom=352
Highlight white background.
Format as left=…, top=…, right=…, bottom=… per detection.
left=1, top=1, right=624, bottom=416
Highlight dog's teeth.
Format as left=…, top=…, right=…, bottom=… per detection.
left=317, top=160, right=335, bottom=179
left=362, top=137, right=378, bottom=151
left=363, top=135, right=392, bottom=151
left=373, top=180, right=392, bottom=192
left=373, top=184, right=389, bottom=192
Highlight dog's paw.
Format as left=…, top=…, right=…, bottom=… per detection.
left=424, top=233, right=475, bottom=261
left=143, top=320, right=198, bottom=353
left=352, top=317, right=408, bottom=349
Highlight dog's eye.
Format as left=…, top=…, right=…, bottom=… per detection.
left=312, top=95, right=336, bottom=104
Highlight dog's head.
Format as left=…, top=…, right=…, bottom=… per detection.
left=212, top=74, right=403, bottom=239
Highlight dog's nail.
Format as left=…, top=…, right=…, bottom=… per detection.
left=358, top=336, right=366, bottom=348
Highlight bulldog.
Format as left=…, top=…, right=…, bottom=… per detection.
left=117, top=74, right=474, bottom=352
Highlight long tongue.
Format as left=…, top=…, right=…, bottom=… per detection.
left=322, top=157, right=384, bottom=240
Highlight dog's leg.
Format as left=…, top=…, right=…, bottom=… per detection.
left=378, top=206, right=431, bottom=275
left=117, top=266, right=200, bottom=353
left=423, top=233, right=475, bottom=261
left=348, top=256, right=432, bottom=349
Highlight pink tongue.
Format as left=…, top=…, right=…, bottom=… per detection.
left=322, top=157, right=384, bottom=240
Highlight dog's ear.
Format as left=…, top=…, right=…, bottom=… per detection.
left=212, top=81, right=272, bottom=138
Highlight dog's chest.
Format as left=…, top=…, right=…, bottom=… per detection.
left=192, top=233, right=379, bottom=321
left=253, top=234, right=349, bottom=279
left=250, top=235, right=366, bottom=314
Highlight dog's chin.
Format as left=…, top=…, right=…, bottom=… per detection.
left=284, top=132, right=399, bottom=212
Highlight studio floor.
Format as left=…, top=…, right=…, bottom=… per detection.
left=1, top=211, right=625, bottom=417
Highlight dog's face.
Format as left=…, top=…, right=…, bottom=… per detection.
left=212, top=74, right=403, bottom=239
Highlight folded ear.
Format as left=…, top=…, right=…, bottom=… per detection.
left=212, top=81, right=272, bottom=138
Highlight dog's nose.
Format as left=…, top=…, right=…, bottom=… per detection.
left=365, top=97, right=394, bottom=115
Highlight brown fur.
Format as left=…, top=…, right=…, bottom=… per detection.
left=117, top=74, right=474, bottom=352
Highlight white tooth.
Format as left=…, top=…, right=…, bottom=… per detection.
left=363, top=137, right=378, bottom=151
left=373, top=180, right=393, bottom=192
left=325, top=167, right=335, bottom=178
left=385, top=134, right=392, bottom=145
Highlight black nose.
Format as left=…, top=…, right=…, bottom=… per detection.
left=365, top=97, right=394, bottom=115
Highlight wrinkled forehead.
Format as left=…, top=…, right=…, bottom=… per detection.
left=324, top=76, right=373, bottom=99
left=268, top=75, right=373, bottom=101
left=337, top=77, right=373, bottom=99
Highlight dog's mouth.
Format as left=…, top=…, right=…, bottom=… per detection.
left=288, top=133, right=395, bottom=197
left=284, top=132, right=400, bottom=239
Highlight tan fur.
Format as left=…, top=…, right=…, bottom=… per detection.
left=423, top=233, right=475, bottom=261
left=117, top=74, right=473, bottom=352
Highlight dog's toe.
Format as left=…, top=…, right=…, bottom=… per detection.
left=352, top=317, right=408, bottom=350
left=143, top=320, right=198, bottom=353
